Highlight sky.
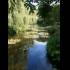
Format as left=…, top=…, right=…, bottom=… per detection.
left=30, top=0, right=60, bottom=9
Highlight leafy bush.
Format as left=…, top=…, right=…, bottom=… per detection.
left=47, top=28, right=60, bottom=69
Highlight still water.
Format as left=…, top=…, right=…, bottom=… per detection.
left=27, top=40, right=53, bottom=70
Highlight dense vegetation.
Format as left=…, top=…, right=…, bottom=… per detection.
left=8, top=0, right=37, bottom=37
left=47, top=5, right=60, bottom=70
left=37, top=5, right=60, bottom=26
left=47, top=27, right=60, bottom=69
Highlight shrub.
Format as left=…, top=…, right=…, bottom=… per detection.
left=47, top=28, right=60, bottom=69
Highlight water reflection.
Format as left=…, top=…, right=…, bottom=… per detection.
left=27, top=40, right=53, bottom=70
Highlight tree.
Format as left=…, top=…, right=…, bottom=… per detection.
left=24, top=0, right=60, bottom=27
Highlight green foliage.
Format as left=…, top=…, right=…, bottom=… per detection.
left=50, top=5, right=60, bottom=24
left=23, top=0, right=60, bottom=27
left=24, top=0, right=36, bottom=14
left=36, top=0, right=52, bottom=27
left=46, top=4, right=60, bottom=69
left=37, top=3, right=60, bottom=27
left=47, top=28, right=60, bottom=69
left=24, top=0, right=54, bottom=15
left=37, top=1, right=52, bottom=18
left=8, top=0, right=37, bottom=36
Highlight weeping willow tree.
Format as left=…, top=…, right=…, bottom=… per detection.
left=8, top=0, right=37, bottom=36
